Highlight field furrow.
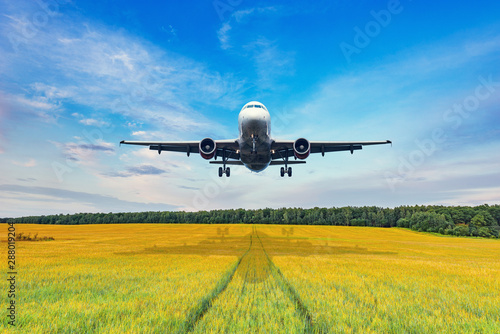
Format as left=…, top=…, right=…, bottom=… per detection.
left=179, top=235, right=252, bottom=333
left=192, top=227, right=311, bottom=333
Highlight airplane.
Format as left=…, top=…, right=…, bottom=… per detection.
left=120, top=101, right=391, bottom=177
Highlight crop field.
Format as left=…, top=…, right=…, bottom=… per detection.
left=2, top=224, right=500, bottom=333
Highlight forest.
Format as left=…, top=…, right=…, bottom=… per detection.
left=2, top=205, right=499, bottom=238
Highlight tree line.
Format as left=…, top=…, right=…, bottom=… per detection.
left=2, top=205, right=499, bottom=238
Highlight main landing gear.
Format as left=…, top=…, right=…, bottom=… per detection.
left=280, top=167, right=292, bottom=177
left=218, top=148, right=230, bottom=177
left=279, top=150, right=292, bottom=177
left=218, top=166, right=230, bottom=177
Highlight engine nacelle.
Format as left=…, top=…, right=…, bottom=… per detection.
left=199, top=138, right=216, bottom=160
left=293, top=138, right=310, bottom=159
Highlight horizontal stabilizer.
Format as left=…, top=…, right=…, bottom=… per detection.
left=209, top=161, right=244, bottom=165
left=270, top=161, right=306, bottom=165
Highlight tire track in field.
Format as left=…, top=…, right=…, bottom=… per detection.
left=186, top=226, right=314, bottom=333
left=254, top=228, right=315, bottom=333
left=180, top=235, right=253, bottom=333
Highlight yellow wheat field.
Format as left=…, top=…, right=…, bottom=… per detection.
left=1, top=224, right=499, bottom=333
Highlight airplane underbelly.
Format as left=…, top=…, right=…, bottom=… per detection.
left=240, top=141, right=271, bottom=172
left=241, top=155, right=271, bottom=172
left=239, top=112, right=272, bottom=172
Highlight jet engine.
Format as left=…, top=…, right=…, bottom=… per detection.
left=293, top=138, right=310, bottom=159
left=199, top=138, right=216, bottom=159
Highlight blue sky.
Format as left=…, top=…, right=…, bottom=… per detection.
left=1, top=0, right=499, bottom=217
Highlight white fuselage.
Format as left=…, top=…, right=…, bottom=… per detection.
left=237, top=101, right=272, bottom=172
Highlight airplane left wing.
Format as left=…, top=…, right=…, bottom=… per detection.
left=120, top=139, right=240, bottom=159
left=271, top=140, right=391, bottom=159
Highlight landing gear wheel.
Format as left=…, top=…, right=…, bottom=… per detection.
left=226, top=167, right=230, bottom=177
left=218, top=167, right=223, bottom=177
left=280, top=167, right=285, bottom=177
left=288, top=167, right=292, bottom=177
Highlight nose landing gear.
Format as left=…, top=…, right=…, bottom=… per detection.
left=251, top=134, right=258, bottom=154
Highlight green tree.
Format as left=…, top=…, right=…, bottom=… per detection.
left=478, top=227, right=492, bottom=238
left=470, top=214, right=486, bottom=227
left=453, top=225, right=470, bottom=237
left=396, top=218, right=410, bottom=228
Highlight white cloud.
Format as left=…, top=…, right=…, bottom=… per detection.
left=132, top=130, right=146, bottom=136
left=1, top=6, right=246, bottom=137
left=217, top=22, right=232, bottom=50
left=50, top=139, right=116, bottom=167
left=15, top=95, right=56, bottom=110
left=233, top=8, right=257, bottom=22
left=441, top=187, right=500, bottom=206
left=0, top=92, right=62, bottom=123
left=104, top=164, right=167, bottom=178
left=216, top=6, right=295, bottom=89
left=31, top=83, right=74, bottom=99
left=11, top=158, right=37, bottom=167
left=130, top=130, right=168, bottom=140
left=79, top=118, right=109, bottom=127
left=109, top=52, right=135, bottom=71
left=244, top=37, right=295, bottom=88
left=216, top=8, right=258, bottom=49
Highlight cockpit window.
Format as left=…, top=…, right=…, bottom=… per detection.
left=243, top=104, right=267, bottom=110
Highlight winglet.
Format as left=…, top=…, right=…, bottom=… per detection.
left=120, top=140, right=124, bottom=146
left=387, top=140, right=392, bottom=147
